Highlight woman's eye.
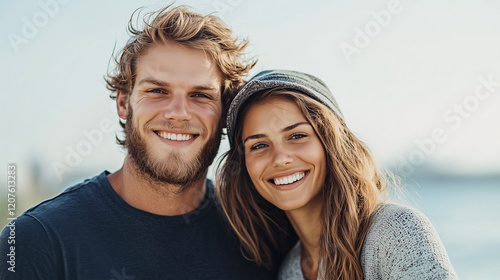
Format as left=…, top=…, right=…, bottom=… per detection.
left=250, top=143, right=268, bottom=151
left=290, top=133, right=307, bottom=140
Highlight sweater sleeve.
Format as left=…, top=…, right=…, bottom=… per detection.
left=361, top=203, right=458, bottom=280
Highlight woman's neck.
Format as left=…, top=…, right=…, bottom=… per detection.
left=285, top=195, right=323, bottom=279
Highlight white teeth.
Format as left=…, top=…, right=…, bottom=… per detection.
left=158, top=132, right=194, bottom=141
left=273, top=172, right=306, bottom=186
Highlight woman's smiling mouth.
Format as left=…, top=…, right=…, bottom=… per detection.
left=268, top=171, right=309, bottom=190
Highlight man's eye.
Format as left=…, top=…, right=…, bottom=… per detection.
left=192, top=93, right=210, bottom=99
left=147, top=89, right=165, bottom=94
left=290, top=133, right=307, bottom=140
left=250, top=143, right=268, bottom=151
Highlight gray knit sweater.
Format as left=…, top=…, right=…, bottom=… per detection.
left=278, top=203, right=458, bottom=279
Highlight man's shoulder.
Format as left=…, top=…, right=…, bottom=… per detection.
left=23, top=171, right=109, bottom=221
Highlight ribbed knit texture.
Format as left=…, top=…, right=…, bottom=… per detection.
left=278, top=203, right=458, bottom=280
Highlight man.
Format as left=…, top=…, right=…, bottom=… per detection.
left=0, top=5, right=277, bottom=279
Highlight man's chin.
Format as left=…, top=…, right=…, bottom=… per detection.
left=138, top=153, right=204, bottom=184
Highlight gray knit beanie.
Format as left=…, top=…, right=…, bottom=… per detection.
left=226, top=69, right=344, bottom=146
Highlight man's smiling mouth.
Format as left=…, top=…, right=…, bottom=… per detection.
left=155, top=131, right=197, bottom=141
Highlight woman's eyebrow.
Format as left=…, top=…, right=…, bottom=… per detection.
left=281, top=122, right=309, bottom=132
left=243, top=122, right=309, bottom=144
left=243, top=134, right=265, bottom=144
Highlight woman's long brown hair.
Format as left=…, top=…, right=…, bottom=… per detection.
left=217, top=89, right=388, bottom=279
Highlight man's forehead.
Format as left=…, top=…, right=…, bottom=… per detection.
left=140, top=43, right=217, bottom=69
left=135, top=46, right=222, bottom=89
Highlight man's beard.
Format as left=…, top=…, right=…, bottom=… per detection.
left=124, top=107, right=222, bottom=193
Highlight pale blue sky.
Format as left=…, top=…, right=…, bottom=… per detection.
left=1, top=0, right=500, bottom=188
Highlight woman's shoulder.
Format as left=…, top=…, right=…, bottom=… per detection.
left=370, top=202, right=431, bottom=231
left=364, top=202, right=441, bottom=253
left=361, top=202, right=458, bottom=279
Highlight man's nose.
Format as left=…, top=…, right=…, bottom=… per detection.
left=163, top=94, right=192, bottom=121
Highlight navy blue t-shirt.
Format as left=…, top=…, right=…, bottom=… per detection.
left=0, top=171, right=276, bottom=279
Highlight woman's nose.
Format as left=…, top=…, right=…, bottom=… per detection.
left=272, top=144, right=294, bottom=167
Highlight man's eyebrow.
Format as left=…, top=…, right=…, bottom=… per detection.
left=243, top=122, right=310, bottom=144
left=137, top=78, right=170, bottom=87
left=137, top=78, right=217, bottom=92
left=193, top=85, right=218, bottom=91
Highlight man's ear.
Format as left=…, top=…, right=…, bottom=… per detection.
left=116, top=90, right=129, bottom=119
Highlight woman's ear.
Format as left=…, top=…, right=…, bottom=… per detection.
left=116, top=90, right=129, bottom=120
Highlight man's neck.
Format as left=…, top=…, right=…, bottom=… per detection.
left=107, top=157, right=207, bottom=216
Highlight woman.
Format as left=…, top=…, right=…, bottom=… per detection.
left=217, top=70, right=458, bottom=279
